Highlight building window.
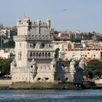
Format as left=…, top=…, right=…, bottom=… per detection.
left=30, top=52, right=32, bottom=57
left=49, top=66, right=50, bottom=69
left=58, top=78, right=60, bottom=81
left=33, top=43, right=36, bottom=48
left=48, top=52, right=50, bottom=57
left=45, top=52, right=47, bottom=57
left=85, top=55, right=87, bottom=57
left=18, top=51, right=22, bottom=60
left=33, top=52, right=35, bottom=56
left=26, top=77, right=27, bottom=80
left=49, top=44, right=52, bottom=48
left=40, top=43, right=45, bottom=48
left=40, top=66, right=42, bottom=69
left=42, top=52, right=44, bottom=57
left=19, top=43, right=22, bottom=47
left=36, top=52, right=38, bottom=57
left=45, top=77, right=49, bottom=80
left=65, top=78, right=68, bottom=81
left=37, top=78, right=41, bottom=80
left=39, top=53, right=41, bottom=57
left=30, top=43, right=33, bottom=48
left=30, top=43, right=36, bottom=48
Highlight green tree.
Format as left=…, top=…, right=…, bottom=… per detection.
left=3, top=40, right=15, bottom=48
left=0, top=58, right=12, bottom=77
left=70, top=39, right=81, bottom=42
left=96, top=37, right=102, bottom=41
left=54, top=48, right=60, bottom=59
left=87, top=60, right=102, bottom=78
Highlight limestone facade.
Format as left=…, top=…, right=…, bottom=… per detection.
left=11, top=17, right=56, bottom=83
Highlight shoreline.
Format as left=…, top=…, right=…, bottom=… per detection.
left=0, top=79, right=101, bottom=90
left=0, top=82, right=101, bottom=90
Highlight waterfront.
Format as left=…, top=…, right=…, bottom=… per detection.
left=0, top=89, right=102, bottom=102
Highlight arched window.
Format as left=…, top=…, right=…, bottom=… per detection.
left=45, top=52, right=47, bottom=57
left=33, top=52, right=35, bottom=56
left=48, top=52, right=50, bottom=57
left=42, top=52, right=44, bottom=57
left=30, top=52, right=32, bottom=57
left=18, top=51, right=22, bottom=60
left=33, top=43, right=36, bottom=48
left=37, top=78, right=41, bottom=80
left=36, top=52, right=38, bottom=57
left=65, top=78, right=68, bottom=81
left=45, top=77, right=49, bottom=81
left=39, top=53, right=41, bottom=57
left=40, top=43, right=45, bottom=48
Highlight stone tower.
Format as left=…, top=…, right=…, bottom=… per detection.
left=11, top=17, right=55, bottom=83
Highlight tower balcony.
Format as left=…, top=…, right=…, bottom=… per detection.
left=27, top=51, right=54, bottom=59
left=14, top=34, right=53, bottom=41
left=27, top=56, right=54, bottom=59
left=26, top=34, right=53, bottom=41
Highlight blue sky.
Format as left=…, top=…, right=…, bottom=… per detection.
left=0, top=0, right=102, bottom=32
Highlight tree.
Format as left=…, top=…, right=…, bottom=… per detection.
left=0, top=58, right=12, bottom=77
left=70, top=39, right=81, bottom=42
left=96, top=37, right=102, bottom=41
left=54, top=48, right=60, bottom=59
left=87, top=60, right=102, bottom=78
left=3, top=40, right=15, bottom=48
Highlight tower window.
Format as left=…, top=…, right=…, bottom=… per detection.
left=30, top=43, right=36, bottom=48
left=37, top=78, right=41, bottom=80
left=48, top=52, right=50, bottom=57
left=40, top=43, right=45, bottom=48
left=18, top=51, right=22, bottom=60
left=39, top=53, right=41, bottom=57
left=65, top=78, right=68, bottom=81
left=33, top=52, right=35, bottom=56
left=19, top=43, right=22, bottom=47
left=30, top=52, right=32, bottom=57
left=36, top=52, right=38, bottom=57
left=42, top=52, right=44, bottom=57
left=45, top=52, right=47, bottom=57
left=45, top=77, right=49, bottom=80
left=33, top=43, right=36, bottom=48
left=58, top=78, right=60, bottom=81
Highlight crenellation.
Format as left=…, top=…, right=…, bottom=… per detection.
left=11, top=17, right=57, bottom=83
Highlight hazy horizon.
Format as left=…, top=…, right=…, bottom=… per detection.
left=0, top=0, right=102, bottom=33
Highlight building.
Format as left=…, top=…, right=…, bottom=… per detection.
left=0, top=50, right=10, bottom=59
left=64, top=50, right=102, bottom=61
left=11, top=17, right=60, bottom=83
left=53, top=40, right=102, bottom=61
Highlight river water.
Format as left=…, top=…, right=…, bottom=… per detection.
left=0, top=89, right=102, bottom=102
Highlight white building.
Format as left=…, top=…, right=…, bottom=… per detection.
left=0, top=50, right=10, bottom=59
left=11, top=17, right=62, bottom=83
left=53, top=41, right=102, bottom=61
left=0, top=29, right=11, bottom=38
left=64, top=50, right=102, bottom=60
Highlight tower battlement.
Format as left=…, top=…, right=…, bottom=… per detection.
left=16, top=17, right=51, bottom=35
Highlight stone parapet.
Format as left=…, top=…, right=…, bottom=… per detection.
left=26, top=34, right=53, bottom=41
